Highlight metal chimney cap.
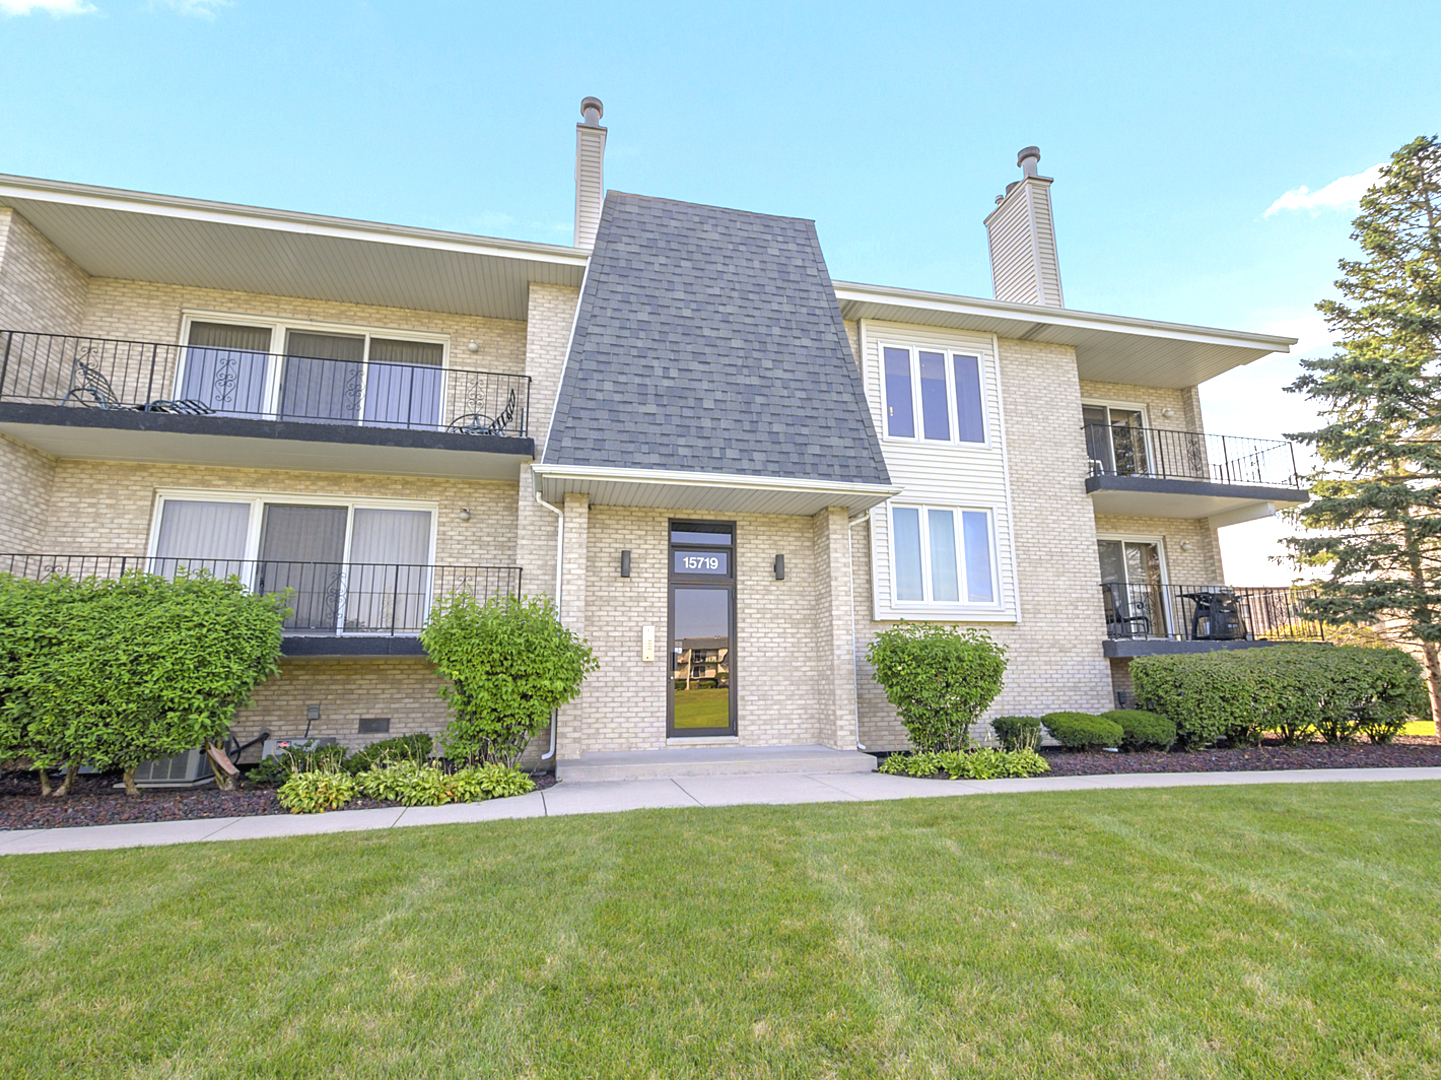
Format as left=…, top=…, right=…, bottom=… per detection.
left=580, top=96, right=604, bottom=125
left=1017, top=146, right=1041, bottom=177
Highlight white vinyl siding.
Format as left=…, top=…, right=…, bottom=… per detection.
left=863, top=320, right=1020, bottom=622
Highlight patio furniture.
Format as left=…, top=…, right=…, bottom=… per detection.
left=63, top=356, right=214, bottom=415
left=446, top=388, right=517, bottom=436
left=1102, top=582, right=1151, bottom=639
left=1181, top=588, right=1246, bottom=641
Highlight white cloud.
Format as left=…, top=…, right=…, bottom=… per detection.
left=1264, top=163, right=1384, bottom=217
left=149, top=0, right=229, bottom=16
left=0, top=0, right=96, bottom=15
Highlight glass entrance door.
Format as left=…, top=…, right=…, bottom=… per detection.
left=669, top=522, right=736, bottom=737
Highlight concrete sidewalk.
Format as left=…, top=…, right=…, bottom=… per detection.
left=3, top=766, right=1440, bottom=856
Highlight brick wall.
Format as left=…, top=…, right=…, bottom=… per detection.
left=0, top=434, right=56, bottom=551
left=0, top=210, right=89, bottom=335
left=41, top=460, right=519, bottom=566
left=1093, top=513, right=1224, bottom=584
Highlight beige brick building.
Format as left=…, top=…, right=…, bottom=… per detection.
left=0, top=111, right=1307, bottom=777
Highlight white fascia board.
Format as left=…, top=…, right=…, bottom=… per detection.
left=531, top=464, right=901, bottom=510
left=833, top=280, right=1297, bottom=353
left=0, top=173, right=591, bottom=268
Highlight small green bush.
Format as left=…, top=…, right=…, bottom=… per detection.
left=276, top=768, right=358, bottom=813
left=422, top=594, right=597, bottom=767
left=1132, top=644, right=1429, bottom=749
left=991, top=716, right=1042, bottom=751
left=473, top=762, right=537, bottom=799
left=866, top=625, right=1007, bottom=753
left=246, top=743, right=347, bottom=786
left=1042, top=712, right=1123, bottom=750
left=354, top=759, right=536, bottom=806
left=877, top=747, right=1050, bottom=779
left=1102, top=710, right=1176, bottom=751
left=343, top=734, right=433, bottom=774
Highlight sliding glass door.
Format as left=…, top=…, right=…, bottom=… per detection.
left=180, top=322, right=272, bottom=416
left=1083, top=404, right=1149, bottom=476
left=1098, top=539, right=1168, bottom=638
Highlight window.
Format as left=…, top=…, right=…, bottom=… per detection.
left=177, top=316, right=447, bottom=429
left=148, top=493, right=436, bottom=634
left=881, top=344, right=986, bottom=443
left=891, top=505, right=996, bottom=605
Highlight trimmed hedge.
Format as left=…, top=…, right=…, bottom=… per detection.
left=1102, top=709, right=1176, bottom=751
left=991, top=716, right=1043, bottom=751
left=1042, top=712, right=1123, bottom=750
left=877, top=747, right=1051, bottom=779
left=1131, top=644, right=1428, bottom=749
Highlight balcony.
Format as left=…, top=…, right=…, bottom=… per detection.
left=0, top=553, right=522, bottom=656
left=1083, top=423, right=1307, bottom=523
left=0, top=331, right=534, bottom=479
left=1100, top=581, right=1324, bottom=657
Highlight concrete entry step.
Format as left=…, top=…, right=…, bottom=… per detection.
left=555, top=744, right=878, bottom=782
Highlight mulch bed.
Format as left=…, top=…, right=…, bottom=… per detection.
left=0, top=770, right=558, bottom=832
left=1040, top=734, right=1441, bottom=776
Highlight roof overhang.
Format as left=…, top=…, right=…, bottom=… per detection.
left=0, top=174, right=589, bottom=322
left=834, top=281, right=1296, bottom=389
left=531, top=464, right=900, bottom=516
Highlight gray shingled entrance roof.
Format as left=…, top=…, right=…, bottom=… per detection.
left=543, top=192, right=890, bottom=486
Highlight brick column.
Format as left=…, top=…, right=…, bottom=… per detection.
left=812, top=506, right=858, bottom=749
left=556, top=492, right=590, bottom=756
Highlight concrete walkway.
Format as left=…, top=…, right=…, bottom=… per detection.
left=3, top=766, right=1440, bottom=857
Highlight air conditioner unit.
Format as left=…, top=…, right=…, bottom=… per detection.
left=130, top=747, right=213, bottom=788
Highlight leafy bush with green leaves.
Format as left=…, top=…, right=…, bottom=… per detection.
left=878, top=747, right=1050, bottom=779
left=1132, top=644, right=1428, bottom=748
left=866, top=626, right=1007, bottom=753
left=343, top=734, right=433, bottom=775
left=276, top=767, right=358, bottom=813
left=422, top=594, right=597, bottom=767
left=472, top=762, right=536, bottom=799
left=991, top=716, right=1042, bottom=751
left=1102, top=710, right=1176, bottom=751
left=1042, top=712, right=1123, bottom=750
left=246, top=743, right=348, bottom=786
left=354, top=760, right=536, bottom=806
left=0, top=570, right=286, bottom=795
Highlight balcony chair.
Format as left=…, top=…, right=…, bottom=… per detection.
left=1102, top=582, right=1151, bottom=639
left=446, top=388, right=517, bottom=437
left=63, top=356, right=214, bottom=415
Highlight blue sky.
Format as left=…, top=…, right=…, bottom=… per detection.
left=3, top=0, right=1438, bottom=580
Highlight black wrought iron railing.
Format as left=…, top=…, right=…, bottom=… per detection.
left=0, top=554, right=522, bottom=636
left=1100, top=581, right=1324, bottom=643
left=0, top=330, right=531, bottom=438
left=1084, top=423, right=1301, bottom=489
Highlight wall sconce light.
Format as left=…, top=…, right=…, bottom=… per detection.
left=1161, top=407, right=1175, bottom=418
left=620, top=550, right=631, bottom=577
left=774, top=554, right=785, bottom=580
left=459, top=508, right=472, bottom=522
left=1179, top=541, right=1193, bottom=552
left=466, top=340, right=480, bottom=353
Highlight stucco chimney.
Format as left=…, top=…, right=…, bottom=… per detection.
left=984, top=145, right=1064, bottom=307
left=574, top=97, right=606, bottom=249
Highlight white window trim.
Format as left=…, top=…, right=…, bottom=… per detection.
left=147, top=489, right=440, bottom=634
left=174, top=310, right=452, bottom=423
left=877, top=340, right=991, bottom=448
left=889, top=503, right=1003, bottom=612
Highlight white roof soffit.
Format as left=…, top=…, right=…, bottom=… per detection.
left=531, top=464, right=901, bottom=516
left=0, top=174, right=589, bottom=322
left=834, top=281, right=1296, bottom=390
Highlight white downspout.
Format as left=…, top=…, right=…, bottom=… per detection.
left=536, top=487, right=564, bottom=759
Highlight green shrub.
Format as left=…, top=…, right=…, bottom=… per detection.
left=1042, top=712, right=1123, bottom=750
left=472, top=762, right=536, bottom=799
left=276, top=768, right=358, bottom=813
left=0, top=570, right=286, bottom=795
left=1132, top=644, right=1428, bottom=749
left=866, top=626, right=1007, bottom=753
left=877, top=747, right=1050, bottom=779
left=246, top=743, right=347, bottom=786
left=991, top=716, right=1042, bottom=751
left=354, top=759, right=537, bottom=806
left=343, top=734, right=433, bottom=774
left=422, top=594, right=597, bottom=767
left=1102, top=710, right=1176, bottom=751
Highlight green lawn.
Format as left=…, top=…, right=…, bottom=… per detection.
left=4, top=783, right=1441, bottom=1079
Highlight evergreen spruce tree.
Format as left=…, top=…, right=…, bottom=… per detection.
left=1287, top=135, right=1441, bottom=733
